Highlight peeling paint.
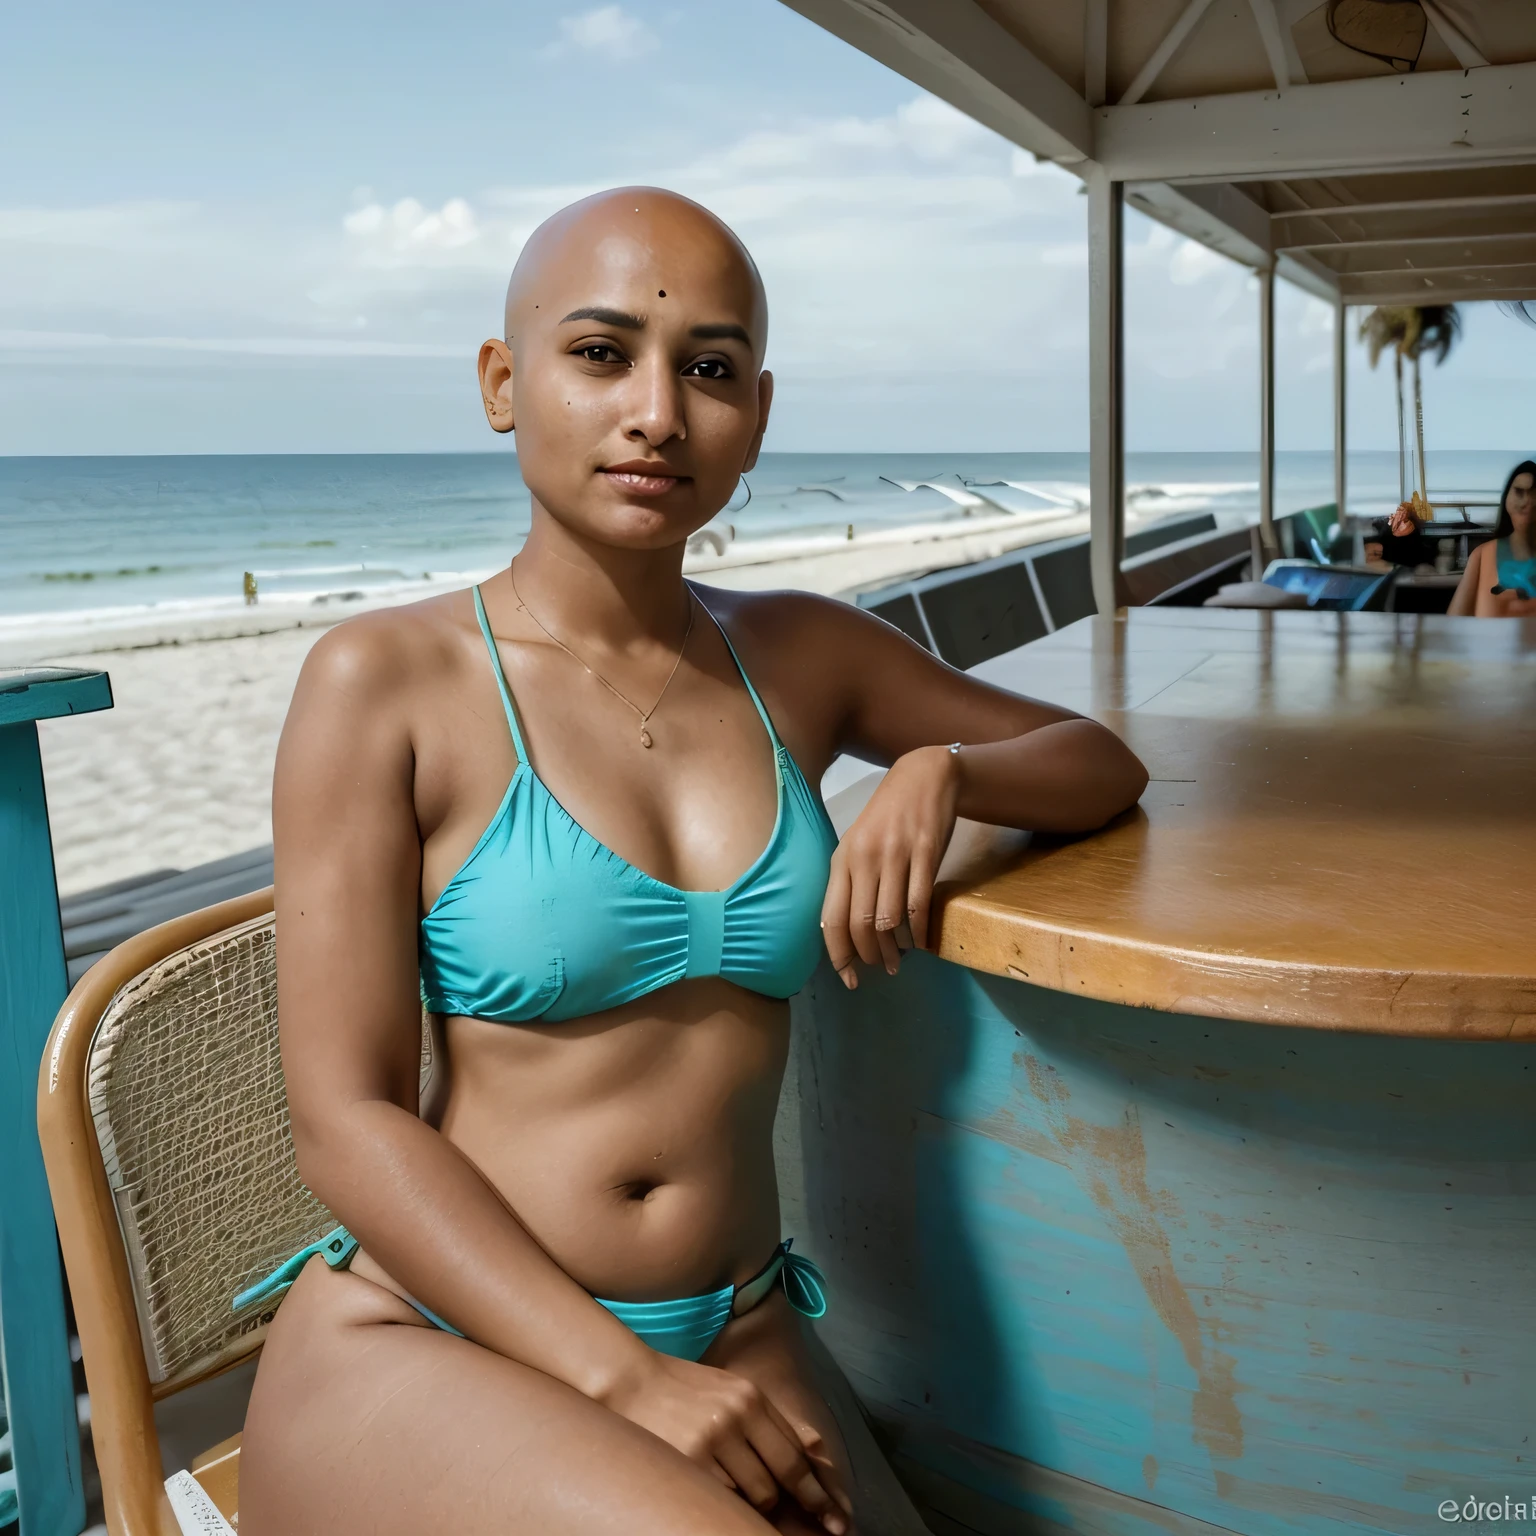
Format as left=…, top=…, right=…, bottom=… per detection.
left=1023, top=1052, right=1246, bottom=1462
left=1213, top=1470, right=1409, bottom=1531
left=961, top=1105, right=1070, bottom=1168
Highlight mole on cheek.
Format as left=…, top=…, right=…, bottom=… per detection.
left=658, top=289, right=666, bottom=298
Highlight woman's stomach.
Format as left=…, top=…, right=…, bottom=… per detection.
left=415, top=976, right=790, bottom=1302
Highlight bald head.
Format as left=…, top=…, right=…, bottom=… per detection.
left=504, top=187, right=767, bottom=359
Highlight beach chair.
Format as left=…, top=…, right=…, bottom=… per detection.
left=36, top=888, right=338, bottom=1534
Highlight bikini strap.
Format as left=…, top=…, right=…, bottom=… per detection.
left=694, top=594, right=783, bottom=751
left=472, top=584, right=530, bottom=761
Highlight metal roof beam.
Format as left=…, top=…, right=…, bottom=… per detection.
left=1248, top=0, right=1291, bottom=91
left=1096, top=61, right=1536, bottom=182
left=1316, top=250, right=1536, bottom=280
left=1340, top=267, right=1536, bottom=304
left=1127, top=181, right=1344, bottom=301
left=1275, top=251, right=1342, bottom=304
left=775, top=0, right=1092, bottom=165
left=1084, top=0, right=1108, bottom=108
left=1273, top=197, right=1536, bottom=248
left=1127, top=180, right=1273, bottom=268
left=1274, top=191, right=1536, bottom=224
left=1120, top=0, right=1217, bottom=108
left=1282, top=228, right=1536, bottom=253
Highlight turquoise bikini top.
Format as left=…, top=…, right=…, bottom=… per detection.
left=1496, top=539, right=1536, bottom=599
left=418, top=587, right=838, bottom=1024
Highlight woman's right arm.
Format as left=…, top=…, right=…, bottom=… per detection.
left=273, top=617, right=846, bottom=1532
left=1447, top=541, right=1485, bottom=616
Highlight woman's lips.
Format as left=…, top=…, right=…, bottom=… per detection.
left=601, top=466, right=686, bottom=496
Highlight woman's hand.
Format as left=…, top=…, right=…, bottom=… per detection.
left=1491, top=587, right=1536, bottom=618
left=599, top=1352, right=851, bottom=1532
left=821, top=744, right=960, bottom=987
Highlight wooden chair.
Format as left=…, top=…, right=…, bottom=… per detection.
left=36, top=888, right=331, bottom=1534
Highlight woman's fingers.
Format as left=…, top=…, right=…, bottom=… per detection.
left=776, top=1411, right=854, bottom=1522
left=872, top=852, right=910, bottom=975
left=906, top=838, right=939, bottom=951
left=819, top=857, right=858, bottom=988
left=845, top=856, right=884, bottom=970
left=712, top=1438, right=782, bottom=1518
left=744, top=1403, right=848, bottom=1532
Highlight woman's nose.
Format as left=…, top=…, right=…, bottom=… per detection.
left=623, top=355, right=685, bottom=446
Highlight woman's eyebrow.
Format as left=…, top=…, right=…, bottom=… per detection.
left=690, top=322, right=752, bottom=344
left=560, top=305, right=644, bottom=328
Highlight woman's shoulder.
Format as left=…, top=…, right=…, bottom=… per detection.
left=298, top=588, right=477, bottom=702
left=693, top=583, right=904, bottom=655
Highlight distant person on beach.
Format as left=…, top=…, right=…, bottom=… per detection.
left=1447, top=460, right=1536, bottom=617
left=243, top=569, right=258, bottom=605
left=239, top=187, right=1147, bottom=1535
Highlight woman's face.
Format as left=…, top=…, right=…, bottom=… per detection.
left=1507, top=471, right=1535, bottom=534
left=479, top=193, right=771, bottom=552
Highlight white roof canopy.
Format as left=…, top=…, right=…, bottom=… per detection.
left=778, top=0, right=1536, bottom=304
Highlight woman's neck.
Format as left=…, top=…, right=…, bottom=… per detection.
left=1507, top=527, right=1532, bottom=560
left=502, top=505, right=693, bottom=653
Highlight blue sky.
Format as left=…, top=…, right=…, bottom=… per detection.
left=3, top=0, right=1531, bottom=457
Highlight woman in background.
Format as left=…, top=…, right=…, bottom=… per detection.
left=1448, top=461, right=1536, bottom=616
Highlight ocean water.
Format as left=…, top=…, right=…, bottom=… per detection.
left=0, top=449, right=1519, bottom=635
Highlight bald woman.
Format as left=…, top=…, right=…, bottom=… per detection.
left=239, top=187, right=1147, bottom=1534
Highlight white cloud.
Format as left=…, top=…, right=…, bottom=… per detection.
left=0, top=89, right=1396, bottom=451
left=543, top=6, right=657, bottom=59
left=342, top=196, right=483, bottom=263
left=225, top=92, right=1090, bottom=390
left=1168, top=238, right=1229, bottom=287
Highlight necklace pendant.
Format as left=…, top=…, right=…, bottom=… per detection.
left=639, top=727, right=653, bottom=749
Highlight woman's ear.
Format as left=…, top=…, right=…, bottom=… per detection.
left=742, top=369, right=774, bottom=473
left=478, top=339, right=515, bottom=433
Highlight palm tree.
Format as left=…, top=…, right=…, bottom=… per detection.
left=1359, top=305, right=1461, bottom=515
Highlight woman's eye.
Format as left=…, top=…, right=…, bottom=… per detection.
left=685, top=358, right=733, bottom=380
left=579, top=344, right=625, bottom=365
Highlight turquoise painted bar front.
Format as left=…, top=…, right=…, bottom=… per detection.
left=781, top=952, right=1535, bottom=1536
left=0, top=668, right=109, bottom=1535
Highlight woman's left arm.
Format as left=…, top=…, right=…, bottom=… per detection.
left=791, top=598, right=1148, bottom=985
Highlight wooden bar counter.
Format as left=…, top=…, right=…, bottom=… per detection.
left=779, top=610, right=1536, bottom=1536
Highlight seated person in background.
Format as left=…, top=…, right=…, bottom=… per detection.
left=1362, top=500, right=1435, bottom=569
left=1448, top=460, right=1536, bottom=617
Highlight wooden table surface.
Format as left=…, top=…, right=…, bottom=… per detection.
left=933, top=608, right=1536, bottom=1039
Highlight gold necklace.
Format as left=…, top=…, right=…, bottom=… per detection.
left=508, top=562, right=695, bottom=749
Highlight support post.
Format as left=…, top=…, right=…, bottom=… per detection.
left=0, top=667, right=111, bottom=1536
left=1258, top=263, right=1278, bottom=562
left=1334, top=299, right=1348, bottom=530
left=1087, top=166, right=1127, bottom=615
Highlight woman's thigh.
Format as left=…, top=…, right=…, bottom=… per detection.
left=706, top=1296, right=930, bottom=1536
left=239, top=1261, right=775, bottom=1536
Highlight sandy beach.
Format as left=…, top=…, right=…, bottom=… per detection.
left=31, top=507, right=1100, bottom=897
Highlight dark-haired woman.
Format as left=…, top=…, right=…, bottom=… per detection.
left=1448, top=460, right=1536, bottom=616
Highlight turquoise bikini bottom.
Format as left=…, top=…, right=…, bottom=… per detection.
left=234, top=1228, right=827, bottom=1362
